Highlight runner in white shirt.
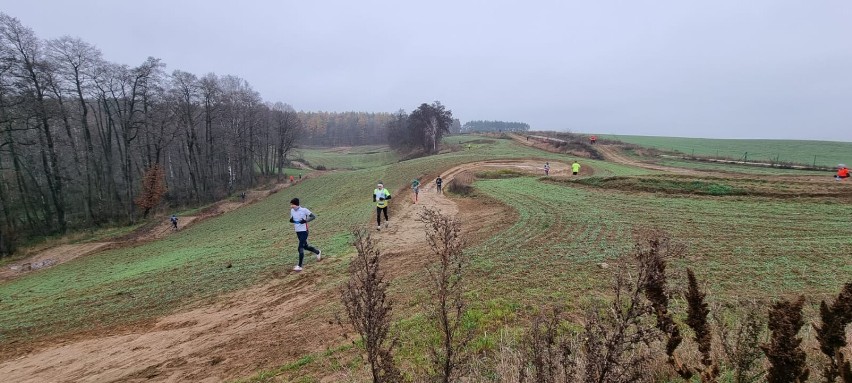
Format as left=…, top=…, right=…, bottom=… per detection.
left=289, top=198, right=321, bottom=271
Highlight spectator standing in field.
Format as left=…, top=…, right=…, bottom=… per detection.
left=411, top=178, right=421, bottom=203
left=436, top=176, right=443, bottom=194
left=373, top=182, right=392, bottom=230
left=288, top=198, right=321, bottom=272
left=544, top=162, right=550, bottom=176
left=170, top=214, right=178, bottom=230
left=572, top=160, right=581, bottom=175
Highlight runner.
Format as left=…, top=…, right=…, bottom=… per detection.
left=373, top=182, right=392, bottom=230
left=289, top=175, right=295, bottom=183
left=590, top=135, right=597, bottom=145
left=411, top=178, right=421, bottom=203
left=572, top=160, right=581, bottom=175
left=544, top=162, right=550, bottom=176
left=288, top=198, right=321, bottom=272
left=170, top=215, right=178, bottom=230
left=436, top=176, right=443, bottom=194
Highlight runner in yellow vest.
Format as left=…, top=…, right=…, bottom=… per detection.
left=373, top=182, right=392, bottom=230
left=572, top=160, right=581, bottom=175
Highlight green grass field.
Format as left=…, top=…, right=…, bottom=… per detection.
left=0, top=136, right=644, bottom=347
left=3, top=135, right=851, bottom=381
left=602, top=134, right=852, bottom=168
left=469, top=177, right=851, bottom=302
left=296, top=145, right=399, bottom=169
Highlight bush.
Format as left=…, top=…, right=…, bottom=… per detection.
left=314, top=164, right=327, bottom=171
left=475, top=169, right=524, bottom=179
left=447, top=172, right=475, bottom=195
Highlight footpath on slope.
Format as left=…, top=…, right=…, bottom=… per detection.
left=0, top=161, right=523, bottom=383
left=0, top=176, right=316, bottom=282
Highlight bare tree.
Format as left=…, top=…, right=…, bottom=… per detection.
left=1, top=13, right=67, bottom=232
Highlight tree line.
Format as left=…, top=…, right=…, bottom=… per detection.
left=0, top=13, right=304, bottom=254
left=387, top=102, right=458, bottom=154
left=462, top=120, right=529, bottom=133
left=300, top=111, right=394, bottom=147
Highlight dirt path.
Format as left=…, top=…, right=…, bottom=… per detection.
left=0, top=243, right=115, bottom=281
left=0, top=161, right=524, bottom=382
left=593, top=144, right=697, bottom=174
left=2, top=176, right=317, bottom=282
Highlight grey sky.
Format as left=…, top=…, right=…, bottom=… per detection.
left=5, top=0, right=851, bottom=140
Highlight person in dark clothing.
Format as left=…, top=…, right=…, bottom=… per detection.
left=436, top=176, right=443, bottom=194
left=170, top=215, right=178, bottom=230
left=289, top=198, right=321, bottom=271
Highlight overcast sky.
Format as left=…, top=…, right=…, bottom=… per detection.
left=4, top=0, right=851, bottom=140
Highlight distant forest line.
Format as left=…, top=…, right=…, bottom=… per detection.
left=0, top=12, right=527, bottom=254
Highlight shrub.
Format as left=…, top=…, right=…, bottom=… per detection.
left=762, top=296, right=809, bottom=383
left=715, top=301, right=767, bottom=383
left=418, top=207, right=472, bottom=383
left=446, top=172, right=475, bottom=196
left=340, top=229, right=401, bottom=382
left=813, top=283, right=852, bottom=382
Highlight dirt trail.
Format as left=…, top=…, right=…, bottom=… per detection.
left=0, top=161, right=523, bottom=382
left=1, top=177, right=319, bottom=282
left=0, top=243, right=115, bottom=281
left=593, top=144, right=697, bottom=174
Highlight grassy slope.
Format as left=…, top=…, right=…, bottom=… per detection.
left=0, top=136, right=643, bottom=346
left=296, top=145, right=399, bottom=169
left=601, top=134, right=852, bottom=168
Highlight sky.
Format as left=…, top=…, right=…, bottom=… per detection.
left=3, top=0, right=851, bottom=140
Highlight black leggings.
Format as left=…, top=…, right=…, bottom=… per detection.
left=296, top=231, right=319, bottom=267
left=377, top=206, right=388, bottom=225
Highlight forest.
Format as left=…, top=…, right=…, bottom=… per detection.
left=0, top=13, right=311, bottom=253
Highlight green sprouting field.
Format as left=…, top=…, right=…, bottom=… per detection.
left=0, top=136, right=644, bottom=346
left=2, top=135, right=851, bottom=381
left=601, top=134, right=852, bottom=168
left=296, top=145, right=399, bottom=169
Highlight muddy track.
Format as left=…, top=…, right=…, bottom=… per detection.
left=0, top=161, right=522, bottom=382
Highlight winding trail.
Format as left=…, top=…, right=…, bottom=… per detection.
left=0, top=161, right=522, bottom=382
left=1, top=177, right=316, bottom=282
